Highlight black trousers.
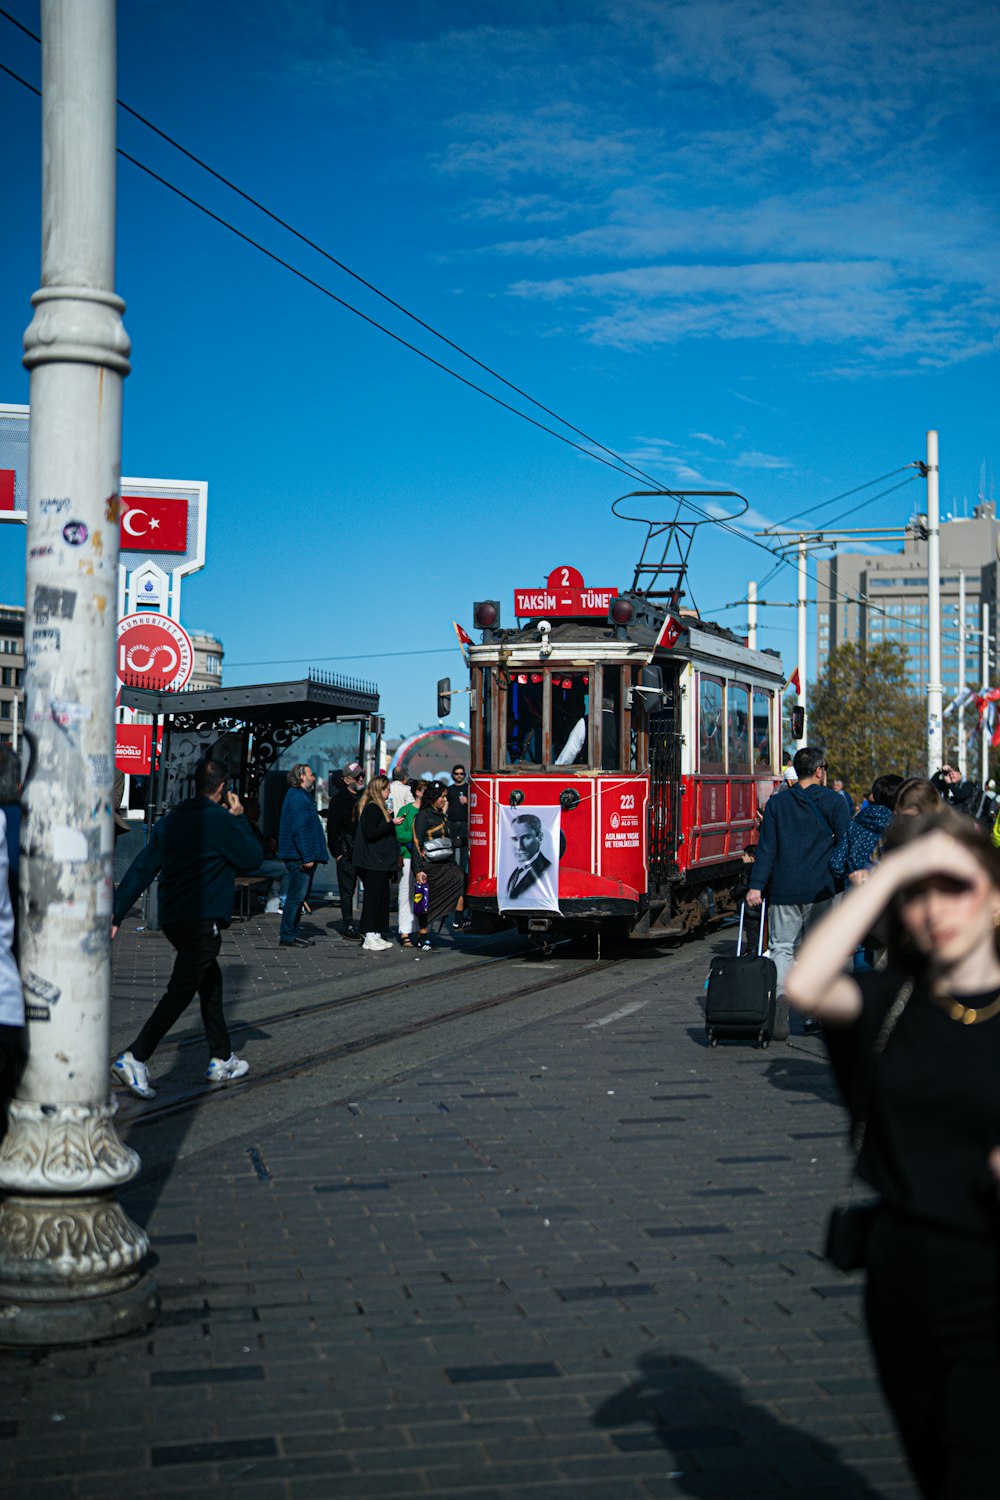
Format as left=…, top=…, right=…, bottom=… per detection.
left=336, top=856, right=358, bottom=928
left=865, top=1210, right=1000, bottom=1498
left=130, top=920, right=231, bottom=1063
left=0, top=1024, right=25, bottom=1145
left=358, top=868, right=391, bottom=935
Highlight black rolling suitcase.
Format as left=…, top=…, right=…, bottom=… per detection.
left=705, top=902, right=777, bottom=1049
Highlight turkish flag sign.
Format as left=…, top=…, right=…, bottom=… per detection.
left=120, top=496, right=188, bottom=552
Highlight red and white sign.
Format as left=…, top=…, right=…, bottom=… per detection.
left=514, top=565, right=618, bottom=619
left=120, top=496, right=188, bottom=553
left=115, top=723, right=154, bottom=774
left=0, top=470, right=14, bottom=512
left=116, top=613, right=194, bottom=691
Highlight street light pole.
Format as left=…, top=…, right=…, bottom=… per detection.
left=0, top=0, right=156, bottom=1343
left=747, top=580, right=757, bottom=650
left=926, top=430, right=943, bottom=774
left=797, top=538, right=807, bottom=745
left=983, top=602, right=992, bottom=786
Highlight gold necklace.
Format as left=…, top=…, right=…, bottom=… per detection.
left=930, top=989, right=1000, bottom=1026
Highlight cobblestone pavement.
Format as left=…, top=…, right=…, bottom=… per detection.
left=1, top=914, right=917, bottom=1499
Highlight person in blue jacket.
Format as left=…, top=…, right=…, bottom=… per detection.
left=277, top=763, right=328, bottom=948
left=111, top=758, right=261, bottom=1098
left=747, top=746, right=850, bottom=1038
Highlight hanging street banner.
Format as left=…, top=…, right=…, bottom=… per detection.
left=497, top=803, right=561, bottom=914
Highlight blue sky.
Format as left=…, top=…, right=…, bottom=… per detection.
left=1, top=0, right=997, bottom=736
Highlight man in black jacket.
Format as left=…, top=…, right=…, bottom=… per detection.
left=746, top=746, right=849, bottom=1039
left=327, top=761, right=364, bottom=939
left=110, top=758, right=260, bottom=1098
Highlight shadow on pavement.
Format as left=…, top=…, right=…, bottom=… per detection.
left=763, top=1053, right=843, bottom=1106
left=592, top=1350, right=891, bottom=1497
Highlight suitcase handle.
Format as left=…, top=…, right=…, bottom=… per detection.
left=737, top=899, right=766, bottom=958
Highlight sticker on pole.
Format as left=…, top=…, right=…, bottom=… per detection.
left=116, top=613, right=193, bottom=691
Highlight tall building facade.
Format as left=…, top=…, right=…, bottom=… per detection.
left=816, top=503, right=1000, bottom=701
left=189, top=629, right=224, bottom=691
left=0, top=605, right=25, bottom=745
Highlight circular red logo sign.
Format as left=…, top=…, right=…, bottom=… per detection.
left=116, top=613, right=194, bottom=691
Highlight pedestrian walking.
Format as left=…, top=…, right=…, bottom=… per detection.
left=785, top=810, right=1000, bottom=1498
left=395, top=779, right=426, bottom=949
left=746, top=746, right=849, bottom=1038
left=111, top=758, right=260, bottom=1098
left=277, top=763, right=328, bottom=948
left=389, top=765, right=414, bottom=817
left=353, top=774, right=404, bottom=952
left=446, top=763, right=470, bottom=875
left=411, top=780, right=468, bottom=949
left=327, top=761, right=364, bottom=939
left=830, top=774, right=903, bottom=971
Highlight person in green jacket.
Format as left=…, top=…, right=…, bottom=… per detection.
left=395, top=780, right=426, bottom=948
left=110, top=758, right=260, bottom=1098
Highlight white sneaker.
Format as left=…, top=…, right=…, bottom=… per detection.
left=361, top=933, right=389, bottom=951
left=206, top=1054, right=250, bottom=1083
left=264, top=898, right=282, bottom=914
left=373, top=935, right=393, bottom=950
left=111, top=1050, right=155, bottom=1099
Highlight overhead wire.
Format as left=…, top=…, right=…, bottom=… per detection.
left=0, top=27, right=928, bottom=646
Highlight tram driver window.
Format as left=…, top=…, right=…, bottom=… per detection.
left=506, top=673, right=543, bottom=764
left=699, top=677, right=724, bottom=772
left=552, top=672, right=590, bottom=765
left=600, top=672, right=621, bottom=771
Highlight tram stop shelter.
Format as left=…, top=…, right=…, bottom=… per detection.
left=118, top=669, right=381, bottom=841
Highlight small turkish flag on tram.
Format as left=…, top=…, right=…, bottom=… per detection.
left=454, top=621, right=473, bottom=647
left=786, top=667, right=801, bottom=693
left=120, top=496, right=189, bottom=552
left=654, top=614, right=683, bottom=652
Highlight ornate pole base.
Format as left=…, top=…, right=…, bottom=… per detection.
left=0, top=1100, right=158, bottom=1345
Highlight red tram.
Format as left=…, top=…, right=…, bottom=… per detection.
left=463, top=528, right=785, bottom=943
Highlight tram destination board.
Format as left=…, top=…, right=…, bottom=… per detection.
left=514, top=564, right=618, bottom=618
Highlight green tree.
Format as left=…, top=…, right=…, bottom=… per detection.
left=809, top=641, right=926, bottom=796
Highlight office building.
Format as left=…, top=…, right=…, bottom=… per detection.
left=816, top=503, right=1000, bottom=699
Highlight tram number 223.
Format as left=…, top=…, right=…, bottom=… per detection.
left=619, top=793, right=635, bottom=810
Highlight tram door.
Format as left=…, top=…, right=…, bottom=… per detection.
left=647, top=672, right=682, bottom=895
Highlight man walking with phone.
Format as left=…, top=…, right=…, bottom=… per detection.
left=111, top=758, right=261, bottom=1098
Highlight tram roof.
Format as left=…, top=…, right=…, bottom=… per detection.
left=468, top=615, right=785, bottom=683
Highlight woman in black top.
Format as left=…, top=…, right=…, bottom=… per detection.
left=786, top=810, right=1000, bottom=1498
left=351, top=774, right=403, bottom=953
left=411, top=781, right=466, bottom=949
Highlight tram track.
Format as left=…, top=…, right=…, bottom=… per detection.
left=169, top=935, right=542, bottom=1051
left=121, top=945, right=628, bottom=1129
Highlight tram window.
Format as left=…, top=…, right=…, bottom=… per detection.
left=600, top=670, right=621, bottom=771
left=506, top=673, right=543, bottom=764
left=479, top=668, right=492, bottom=771
left=552, top=672, right=590, bottom=765
left=753, top=689, right=772, bottom=770
left=727, top=684, right=751, bottom=772
left=699, top=676, right=724, bottom=772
